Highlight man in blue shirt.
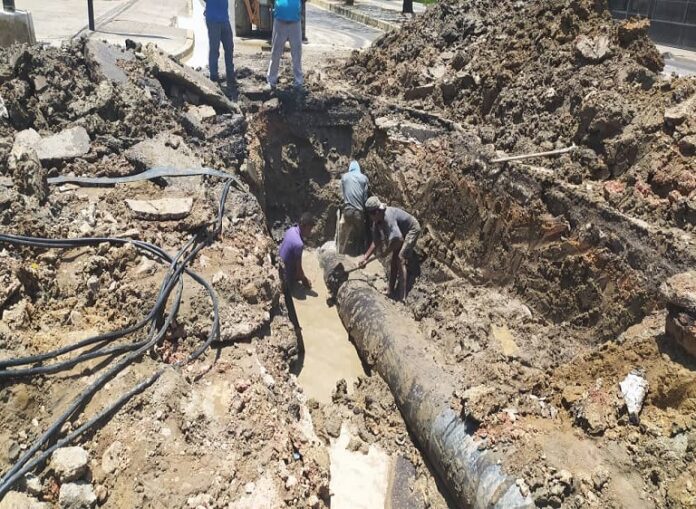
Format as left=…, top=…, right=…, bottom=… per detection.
left=204, top=0, right=235, bottom=94
left=267, top=0, right=304, bottom=90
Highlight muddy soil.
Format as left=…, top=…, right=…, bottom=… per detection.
left=2, top=0, right=696, bottom=506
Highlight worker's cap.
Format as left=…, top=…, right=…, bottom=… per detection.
left=365, top=196, right=386, bottom=212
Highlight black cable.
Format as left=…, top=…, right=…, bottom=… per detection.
left=0, top=174, right=240, bottom=496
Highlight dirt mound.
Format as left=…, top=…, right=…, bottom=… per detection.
left=345, top=0, right=696, bottom=229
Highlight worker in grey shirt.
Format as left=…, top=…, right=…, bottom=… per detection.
left=360, top=196, right=421, bottom=300
left=339, top=160, right=369, bottom=255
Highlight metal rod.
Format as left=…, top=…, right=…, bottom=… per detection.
left=3, top=0, right=16, bottom=12
left=88, top=0, right=95, bottom=31
left=490, top=144, right=577, bottom=164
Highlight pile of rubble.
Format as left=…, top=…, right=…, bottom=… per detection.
left=345, top=0, right=696, bottom=229
left=0, top=39, right=333, bottom=508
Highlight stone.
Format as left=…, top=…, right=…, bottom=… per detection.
left=101, top=440, right=126, bottom=474
left=603, top=180, right=626, bottom=201
left=187, top=493, right=213, bottom=508
left=84, top=39, right=133, bottom=85
left=32, top=75, right=48, bottom=92
left=490, top=324, right=520, bottom=358
left=660, top=271, right=696, bottom=314
left=404, top=83, right=435, bottom=100
left=24, top=474, right=43, bottom=496
left=58, top=482, right=97, bottom=509
left=187, top=104, right=216, bottom=122
left=126, top=198, right=193, bottom=221
left=665, top=312, right=696, bottom=358
left=617, top=18, right=650, bottom=45
left=0, top=491, right=50, bottom=509
left=144, top=45, right=238, bottom=113
left=0, top=93, right=8, bottom=119
left=94, top=485, right=108, bottom=505
left=124, top=132, right=202, bottom=170
left=664, top=94, right=696, bottom=125
left=51, top=446, right=90, bottom=482
left=126, top=197, right=193, bottom=221
left=678, top=135, right=696, bottom=156
left=13, top=127, right=90, bottom=163
left=575, top=35, right=611, bottom=63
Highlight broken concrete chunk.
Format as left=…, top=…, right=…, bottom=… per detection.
left=58, top=482, right=97, bottom=509
left=575, top=34, right=611, bottom=63
left=0, top=491, right=50, bottom=509
left=404, top=83, right=435, bottom=100
left=13, top=126, right=90, bottom=162
left=0, top=93, right=7, bottom=119
left=51, top=446, right=90, bottom=482
left=126, top=197, right=193, bottom=220
left=660, top=271, right=696, bottom=314
left=678, top=135, right=696, bottom=156
left=124, top=132, right=202, bottom=170
left=144, top=45, right=237, bottom=113
left=619, top=369, right=648, bottom=425
left=8, top=146, right=48, bottom=203
left=84, top=39, right=133, bottom=84
left=664, top=95, right=696, bottom=125
left=665, top=311, right=696, bottom=358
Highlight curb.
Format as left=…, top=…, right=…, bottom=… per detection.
left=308, top=0, right=398, bottom=32
left=173, top=0, right=195, bottom=61
left=174, top=28, right=195, bottom=61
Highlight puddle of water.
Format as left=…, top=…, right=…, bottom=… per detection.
left=292, top=250, right=366, bottom=404
left=330, top=425, right=391, bottom=509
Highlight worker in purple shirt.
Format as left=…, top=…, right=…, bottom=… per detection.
left=204, top=0, right=235, bottom=94
left=279, top=212, right=314, bottom=290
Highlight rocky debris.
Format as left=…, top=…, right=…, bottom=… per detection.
left=58, top=482, right=97, bottom=509
left=23, top=475, right=43, bottom=497
left=661, top=272, right=696, bottom=357
left=124, top=132, right=202, bottom=170
left=51, top=446, right=90, bottom=482
left=7, top=146, right=48, bottom=203
left=126, top=197, right=193, bottom=220
left=664, top=94, right=695, bottom=125
left=0, top=92, right=8, bottom=119
left=618, top=369, right=648, bottom=424
left=144, top=45, right=237, bottom=113
left=661, top=271, right=696, bottom=315
left=575, top=34, right=611, bottom=63
left=0, top=491, right=50, bottom=509
left=101, top=440, right=127, bottom=475
left=84, top=39, right=133, bottom=85
left=12, top=126, right=90, bottom=163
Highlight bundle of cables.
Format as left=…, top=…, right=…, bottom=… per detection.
left=0, top=169, right=243, bottom=497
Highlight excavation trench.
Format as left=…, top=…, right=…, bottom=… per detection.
left=249, top=94, right=696, bottom=508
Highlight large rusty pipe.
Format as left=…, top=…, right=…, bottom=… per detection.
left=318, top=246, right=533, bottom=508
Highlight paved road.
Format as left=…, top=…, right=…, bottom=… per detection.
left=17, top=0, right=130, bottom=44
left=181, top=0, right=381, bottom=70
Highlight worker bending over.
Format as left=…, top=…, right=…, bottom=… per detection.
left=339, top=160, right=369, bottom=256
left=267, top=0, right=305, bottom=90
left=279, top=213, right=314, bottom=322
left=360, top=197, right=420, bottom=301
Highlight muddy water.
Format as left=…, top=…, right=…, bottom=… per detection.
left=293, top=250, right=365, bottom=404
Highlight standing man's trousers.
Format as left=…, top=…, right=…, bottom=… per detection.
left=267, top=18, right=303, bottom=86
left=207, top=20, right=235, bottom=84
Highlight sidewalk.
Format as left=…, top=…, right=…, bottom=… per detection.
left=307, top=0, right=426, bottom=31
left=16, top=0, right=194, bottom=59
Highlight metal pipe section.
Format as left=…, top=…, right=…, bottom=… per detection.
left=3, top=0, right=15, bottom=12
left=318, top=246, right=534, bottom=509
left=88, top=0, right=95, bottom=30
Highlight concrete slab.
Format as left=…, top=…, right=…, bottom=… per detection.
left=84, top=39, right=134, bottom=84
left=124, top=132, right=202, bottom=170
left=13, top=126, right=90, bottom=162
left=126, top=197, right=193, bottom=220
left=145, top=45, right=238, bottom=113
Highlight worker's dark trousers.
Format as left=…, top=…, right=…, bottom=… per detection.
left=207, top=20, right=235, bottom=83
